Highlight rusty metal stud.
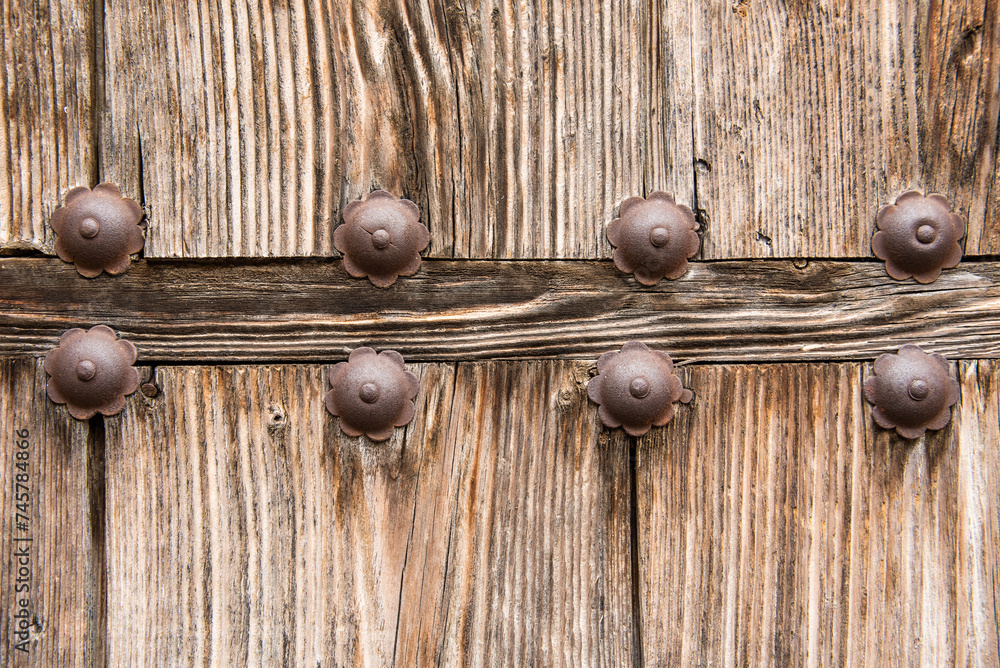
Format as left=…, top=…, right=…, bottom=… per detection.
left=587, top=341, right=693, bottom=436
left=607, top=192, right=700, bottom=285
left=334, top=190, right=430, bottom=287
left=325, top=347, right=419, bottom=441
left=864, top=345, right=960, bottom=439
left=43, top=325, right=141, bottom=419
left=873, top=191, right=965, bottom=283
left=50, top=183, right=145, bottom=278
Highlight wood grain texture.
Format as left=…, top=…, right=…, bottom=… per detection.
left=102, top=0, right=677, bottom=260
left=426, top=360, right=633, bottom=665
left=104, top=361, right=632, bottom=666
left=636, top=362, right=999, bottom=666
left=104, top=363, right=450, bottom=666
left=926, top=1, right=1000, bottom=256
left=687, top=0, right=1000, bottom=259
left=99, top=0, right=998, bottom=260
left=955, top=360, right=1000, bottom=666
left=3, top=257, right=1000, bottom=363
left=0, top=358, right=103, bottom=666
left=0, top=0, right=95, bottom=254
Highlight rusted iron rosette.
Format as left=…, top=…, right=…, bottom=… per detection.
left=588, top=341, right=692, bottom=436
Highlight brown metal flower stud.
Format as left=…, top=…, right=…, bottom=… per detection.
left=872, top=191, right=965, bottom=283
left=51, top=183, right=145, bottom=277
left=325, top=347, right=419, bottom=441
left=864, top=345, right=960, bottom=439
left=587, top=341, right=693, bottom=436
left=334, top=190, right=430, bottom=287
left=44, top=325, right=141, bottom=419
left=607, top=192, right=700, bottom=285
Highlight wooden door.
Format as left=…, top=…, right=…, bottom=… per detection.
left=2, top=1, right=999, bottom=665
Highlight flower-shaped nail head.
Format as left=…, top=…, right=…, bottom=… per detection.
left=50, top=183, right=145, bottom=277
left=864, top=345, right=960, bottom=439
left=43, top=325, right=141, bottom=419
left=607, top=192, right=700, bottom=285
left=334, top=190, right=430, bottom=287
left=872, top=191, right=965, bottom=283
left=325, top=347, right=419, bottom=441
left=587, top=341, right=693, bottom=436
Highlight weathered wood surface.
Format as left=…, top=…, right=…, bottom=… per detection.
left=955, top=360, right=1000, bottom=666
left=636, top=362, right=1000, bottom=666
left=102, top=0, right=677, bottom=260
left=0, top=0, right=95, bottom=254
left=5, top=1, right=994, bottom=259
left=3, top=257, right=1000, bottom=363
left=2, top=356, right=996, bottom=665
left=97, top=0, right=998, bottom=260
left=925, top=1, right=1000, bottom=256
left=688, top=0, right=1000, bottom=259
left=0, top=358, right=103, bottom=666
left=104, top=361, right=633, bottom=666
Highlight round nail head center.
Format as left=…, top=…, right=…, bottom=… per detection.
left=76, top=359, right=97, bottom=381
left=371, top=229, right=391, bottom=250
left=649, top=227, right=669, bottom=248
left=79, top=218, right=100, bottom=239
left=629, top=376, right=651, bottom=399
left=916, top=224, right=937, bottom=244
left=908, top=378, right=930, bottom=401
left=359, top=382, right=380, bottom=404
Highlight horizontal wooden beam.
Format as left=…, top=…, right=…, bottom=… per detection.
left=2, top=258, right=999, bottom=363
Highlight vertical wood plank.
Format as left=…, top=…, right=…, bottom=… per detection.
left=0, top=0, right=95, bottom=254
left=104, top=363, right=454, bottom=666
left=687, top=0, right=999, bottom=260
left=104, top=361, right=633, bottom=666
left=636, top=364, right=865, bottom=666
left=955, top=360, right=1000, bottom=666
left=0, top=358, right=103, bottom=666
left=96, top=0, right=998, bottom=260
left=636, top=362, right=997, bottom=666
left=102, top=0, right=673, bottom=260
left=647, top=0, right=695, bottom=237
left=420, top=360, right=634, bottom=666
left=102, top=0, right=341, bottom=259
left=858, top=367, right=959, bottom=667
left=926, top=1, right=1000, bottom=256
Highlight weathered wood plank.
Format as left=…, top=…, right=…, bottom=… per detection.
left=104, top=363, right=453, bottom=666
left=635, top=364, right=864, bottom=665
left=0, top=357, right=103, bottom=665
left=955, top=360, right=1000, bottom=666
left=858, top=366, right=960, bottom=667
left=426, top=360, right=633, bottom=665
left=686, top=0, right=1000, bottom=259
left=3, top=257, right=1000, bottom=363
left=102, top=0, right=675, bottom=260
left=0, top=0, right=95, bottom=254
left=104, top=361, right=632, bottom=665
left=635, top=362, right=998, bottom=666
left=925, top=1, right=1000, bottom=256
